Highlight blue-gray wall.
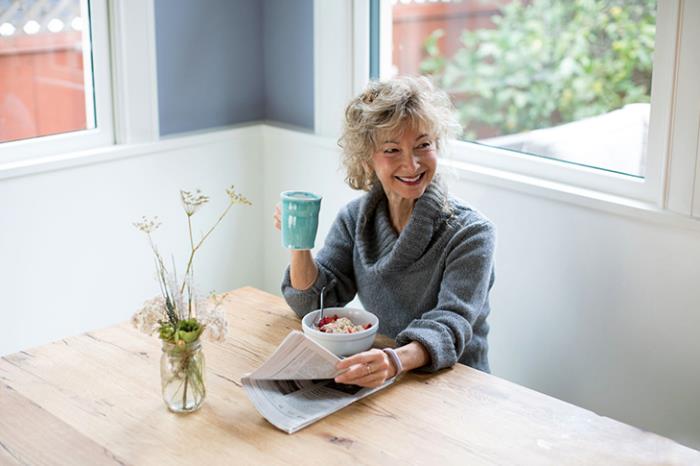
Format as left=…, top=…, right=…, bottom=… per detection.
left=263, top=0, right=314, bottom=129
left=155, top=0, right=313, bottom=136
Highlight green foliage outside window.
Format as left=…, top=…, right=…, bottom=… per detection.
left=419, top=0, right=657, bottom=140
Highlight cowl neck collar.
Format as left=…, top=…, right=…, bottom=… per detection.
left=356, top=179, right=448, bottom=272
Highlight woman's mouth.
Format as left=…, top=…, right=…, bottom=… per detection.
left=395, top=172, right=425, bottom=186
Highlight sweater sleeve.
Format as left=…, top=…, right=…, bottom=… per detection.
left=395, top=220, right=496, bottom=372
left=281, top=205, right=358, bottom=319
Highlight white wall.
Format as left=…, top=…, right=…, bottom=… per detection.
left=0, top=126, right=265, bottom=357
left=261, top=125, right=700, bottom=450
left=448, top=175, right=700, bottom=450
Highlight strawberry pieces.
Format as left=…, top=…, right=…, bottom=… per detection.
left=317, top=314, right=339, bottom=331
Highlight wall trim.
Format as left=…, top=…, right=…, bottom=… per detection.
left=4, top=122, right=699, bottom=233
left=0, top=123, right=262, bottom=181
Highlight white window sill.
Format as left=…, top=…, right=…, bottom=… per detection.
left=0, top=124, right=261, bottom=182
left=440, top=157, right=700, bottom=232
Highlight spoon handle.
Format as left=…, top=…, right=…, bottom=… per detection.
left=319, top=286, right=326, bottom=323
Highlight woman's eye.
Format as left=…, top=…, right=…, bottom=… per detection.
left=417, top=141, right=433, bottom=150
left=384, top=148, right=399, bottom=154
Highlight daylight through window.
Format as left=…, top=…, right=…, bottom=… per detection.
left=386, top=0, right=657, bottom=178
left=0, top=0, right=96, bottom=144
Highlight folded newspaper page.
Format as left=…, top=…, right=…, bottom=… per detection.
left=241, top=330, right=395, bottom=434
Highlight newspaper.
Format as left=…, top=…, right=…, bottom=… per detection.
left=241, top=330, right=396, bottom=434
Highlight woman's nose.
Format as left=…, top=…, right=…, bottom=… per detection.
left=404, top=152, right=420, bottom=171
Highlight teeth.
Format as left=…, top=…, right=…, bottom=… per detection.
left=397, top=174, right=421, bottom=182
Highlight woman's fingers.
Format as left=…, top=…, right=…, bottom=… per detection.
left=273, top=204, right=281, bottom=230
left=335, top=364, right=389, bottom=387
left=335, top=349, right=391, bottom=387
left=336, top=349, right=381, bottom=370
left=343, top=372, right=387, bottom=388
left=334, top=362, right=369, bottom=383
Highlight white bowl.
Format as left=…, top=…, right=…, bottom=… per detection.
left=301, top=307, right=379, bottom=356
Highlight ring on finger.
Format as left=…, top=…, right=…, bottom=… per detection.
left=365, top=363, right=373, bottom=376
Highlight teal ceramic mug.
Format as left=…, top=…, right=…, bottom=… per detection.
left=280, top=191, right=322, bottom=250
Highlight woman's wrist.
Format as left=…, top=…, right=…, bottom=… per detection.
left=289, top=250, right=318, bottom=290
left=291, top=271, right=317, bottom=290
left=394, top=341, right=430, bottom=373
left=382, top=347, right=403, bottom=378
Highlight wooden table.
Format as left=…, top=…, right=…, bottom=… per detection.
left=0, top=287, right=698, bottom=465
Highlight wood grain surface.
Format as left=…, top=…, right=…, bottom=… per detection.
left=0, top=287, right=697, bottom=465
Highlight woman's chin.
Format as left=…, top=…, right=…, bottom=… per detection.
left=392, top=183, right=428, bottom=201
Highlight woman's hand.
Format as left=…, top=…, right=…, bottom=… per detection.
left=275, top=203, right=319, bottom=289
left=335, top=342, right=430, bottom=387
left=273, top=204, right=281, bottom=230
left=334, top=348, right=397, bottom=388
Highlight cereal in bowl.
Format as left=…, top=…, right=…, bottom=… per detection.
left=316, top=315, right=372, bottom=334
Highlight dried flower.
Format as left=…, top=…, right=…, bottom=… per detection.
left=197, top=297, right=228, bottom=343
left=208, top=290, right=228, bottom=307
left=202, top=310, right=228, bottom=342
left=226, top=185, right=252, bottom=206
left=180, top=189, right=210, bottom=216
left=132, top=296, right=166, bottom=335
left=133, top=216, right=161, bottom=234
left=132, top=185, right=250, bottom=346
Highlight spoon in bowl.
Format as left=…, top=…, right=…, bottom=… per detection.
left=316, top=286, right=326, bottom=327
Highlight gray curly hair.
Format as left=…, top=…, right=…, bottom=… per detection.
left=338, top=76, right=461, bottom=191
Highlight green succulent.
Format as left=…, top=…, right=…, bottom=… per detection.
left=159, top=323, right=176, bottom=341
left=175, top=318, right=204, bottom=344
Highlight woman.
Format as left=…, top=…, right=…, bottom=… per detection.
left=274, top=76, right=496, bottom=388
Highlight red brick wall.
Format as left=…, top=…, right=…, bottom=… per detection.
left=392, top=0, right=510, bottom=75
left=0, top=31, right=86, bottom=143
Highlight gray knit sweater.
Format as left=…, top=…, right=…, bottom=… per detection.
left=281, top=180, right=496, bottom=373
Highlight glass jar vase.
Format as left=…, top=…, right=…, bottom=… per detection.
left=160, top=339, right=206, bottom=413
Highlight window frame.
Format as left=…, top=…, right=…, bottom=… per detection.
left=0, top=0, right=159, bottom=171
left=339, top=0, right=700, bottom=217
left=665, top=0, right=700, bottom=217
left=0, top=0, right=113, bottom=162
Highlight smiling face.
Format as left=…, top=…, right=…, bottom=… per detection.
left=370, top=125, right=437, bottom=204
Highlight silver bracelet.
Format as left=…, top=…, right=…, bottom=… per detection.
left=382, top=347, right=403, bottom=378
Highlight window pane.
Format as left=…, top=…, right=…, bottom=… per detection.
left=388, top=0, right=657, bottom=177
left=0, top=0, right=96, bottom=143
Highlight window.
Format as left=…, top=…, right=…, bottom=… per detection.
left=0, top=0, right=96, bottom=142
left=0, top=0, right=159, bottom=175
left=0, top=0, right=113, bottom=163
left=388, top=0, right=657, bottom=179
left=368, top=0, right=700, bottom=206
